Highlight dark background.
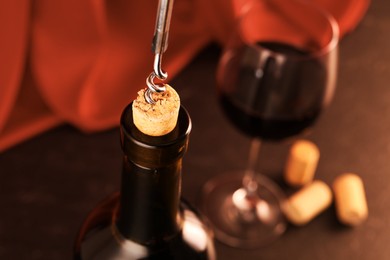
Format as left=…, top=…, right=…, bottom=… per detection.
left=1, top=1, right=389, bottom=259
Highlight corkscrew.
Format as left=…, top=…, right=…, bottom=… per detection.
left=145, top=0, right=174, bottom=104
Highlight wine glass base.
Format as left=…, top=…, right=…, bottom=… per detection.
left=200, top=172, right=287, bottom=249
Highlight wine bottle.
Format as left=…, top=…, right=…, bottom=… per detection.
left=74, top=103, right=216, bottom=259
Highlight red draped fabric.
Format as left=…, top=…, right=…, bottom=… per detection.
left=0, top=0, right=370, bottom=151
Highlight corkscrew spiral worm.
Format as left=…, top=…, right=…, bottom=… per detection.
left=144, top=0, right=174, bottom=104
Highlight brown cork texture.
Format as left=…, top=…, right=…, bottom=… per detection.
left=132, top=85, right=180, bottom=136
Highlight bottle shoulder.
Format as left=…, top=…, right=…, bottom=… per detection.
left=74, top=193, right=216, bottom=260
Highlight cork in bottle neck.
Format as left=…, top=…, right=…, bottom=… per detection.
left=120, top=102, right=191, bottom=168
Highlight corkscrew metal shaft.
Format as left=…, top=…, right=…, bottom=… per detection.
left=145, top=0, right=174, bottom=104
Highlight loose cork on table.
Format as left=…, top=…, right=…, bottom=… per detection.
left=284, top=139, right=320, bottom=187
left=283, top=180, right=333, bottom=226
left=333, top=173, right=368, bottom=226
left=132, top=85, right=180, bottom=136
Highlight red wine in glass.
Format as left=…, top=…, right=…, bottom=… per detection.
left=200, top=0, right=338, bottom=248
left=218, top=41, right=328, bottom=141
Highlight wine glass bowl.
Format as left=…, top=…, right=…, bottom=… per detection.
left=201, top=0, right=339, bottom=249
left=217, top=0, right=338, bottom=141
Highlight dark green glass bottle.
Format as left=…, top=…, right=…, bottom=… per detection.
left=74, top=103, right=216, bottom=260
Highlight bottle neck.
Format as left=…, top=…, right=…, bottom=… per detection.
left=117, top=103, right=192, bottom=245
left=116, top=156, right=182, bottom=244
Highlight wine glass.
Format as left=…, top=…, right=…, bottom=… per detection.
left=200, top=0, right=339, bottom=248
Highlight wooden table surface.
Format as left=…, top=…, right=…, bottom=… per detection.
left=1, top=1, right=389, bottom=259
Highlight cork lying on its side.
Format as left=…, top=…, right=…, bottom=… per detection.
left=333, top=173, right=368, bottom=226
left=283, top=180, right=333, bottom=226
left=132, top=85, right=180, bottom=136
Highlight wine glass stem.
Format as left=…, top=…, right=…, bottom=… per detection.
left=243, top=138, right=262, bottom=197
